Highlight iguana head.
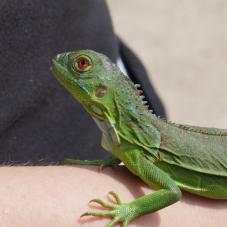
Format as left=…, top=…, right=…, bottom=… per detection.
left=52, top=50, right=160, bottom=156
left=52, top=49, right=131, bottom=120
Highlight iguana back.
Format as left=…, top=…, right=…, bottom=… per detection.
left=152, top=120, right=227, bottom=177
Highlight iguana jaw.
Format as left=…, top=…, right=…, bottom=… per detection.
left=85, top=104, right=105, bottom=120
left=51, top=57, right=91, bottom=101
left=52, top=60, right=106, bottom=121
left=51, top=59, right=76, bottom=94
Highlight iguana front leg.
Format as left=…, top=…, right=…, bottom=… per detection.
left=81, top=152, right=181, bottom=226
left=62, top=155, right=121, bottom=168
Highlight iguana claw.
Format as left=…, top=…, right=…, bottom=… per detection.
left=89, top=198, right=116, bottom=209
left=108, top=191, right=122, bottom=204
left=80, top=191, right=137, bottom=227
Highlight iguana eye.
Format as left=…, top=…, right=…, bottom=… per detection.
left=73, top=56, right=92, bottom=72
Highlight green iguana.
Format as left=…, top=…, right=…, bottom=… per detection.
left=51, top=50, right=227, bottom=227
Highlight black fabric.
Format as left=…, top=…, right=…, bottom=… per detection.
left=0, top=0, right=117, bottom=164
left=0, top=0, right=166, bottom=165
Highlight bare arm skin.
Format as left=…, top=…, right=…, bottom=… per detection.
left=0, top=166, right=226, bottom=227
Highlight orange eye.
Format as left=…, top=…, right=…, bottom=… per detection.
left=73, top=56, right=92, bottom=72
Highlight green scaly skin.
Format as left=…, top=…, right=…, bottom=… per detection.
left=51, top=50, right=227, bottom=226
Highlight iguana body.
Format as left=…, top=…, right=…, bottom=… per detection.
left=51, top=50, right=227, bottom=226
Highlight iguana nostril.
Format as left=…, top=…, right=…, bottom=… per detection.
left=55, top=53, right=69, bottom=66
left=56, top=54, right=61, bottom=62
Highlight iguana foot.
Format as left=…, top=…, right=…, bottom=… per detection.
left=81, top=191, right=137, bottom=227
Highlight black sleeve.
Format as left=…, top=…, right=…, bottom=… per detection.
left=0, top=0, right=166, bottom=165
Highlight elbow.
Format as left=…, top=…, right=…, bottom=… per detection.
left=171, top=187, right=182, bottom=202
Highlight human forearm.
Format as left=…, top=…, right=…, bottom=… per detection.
left=0, top=166, right=226, bottom=227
